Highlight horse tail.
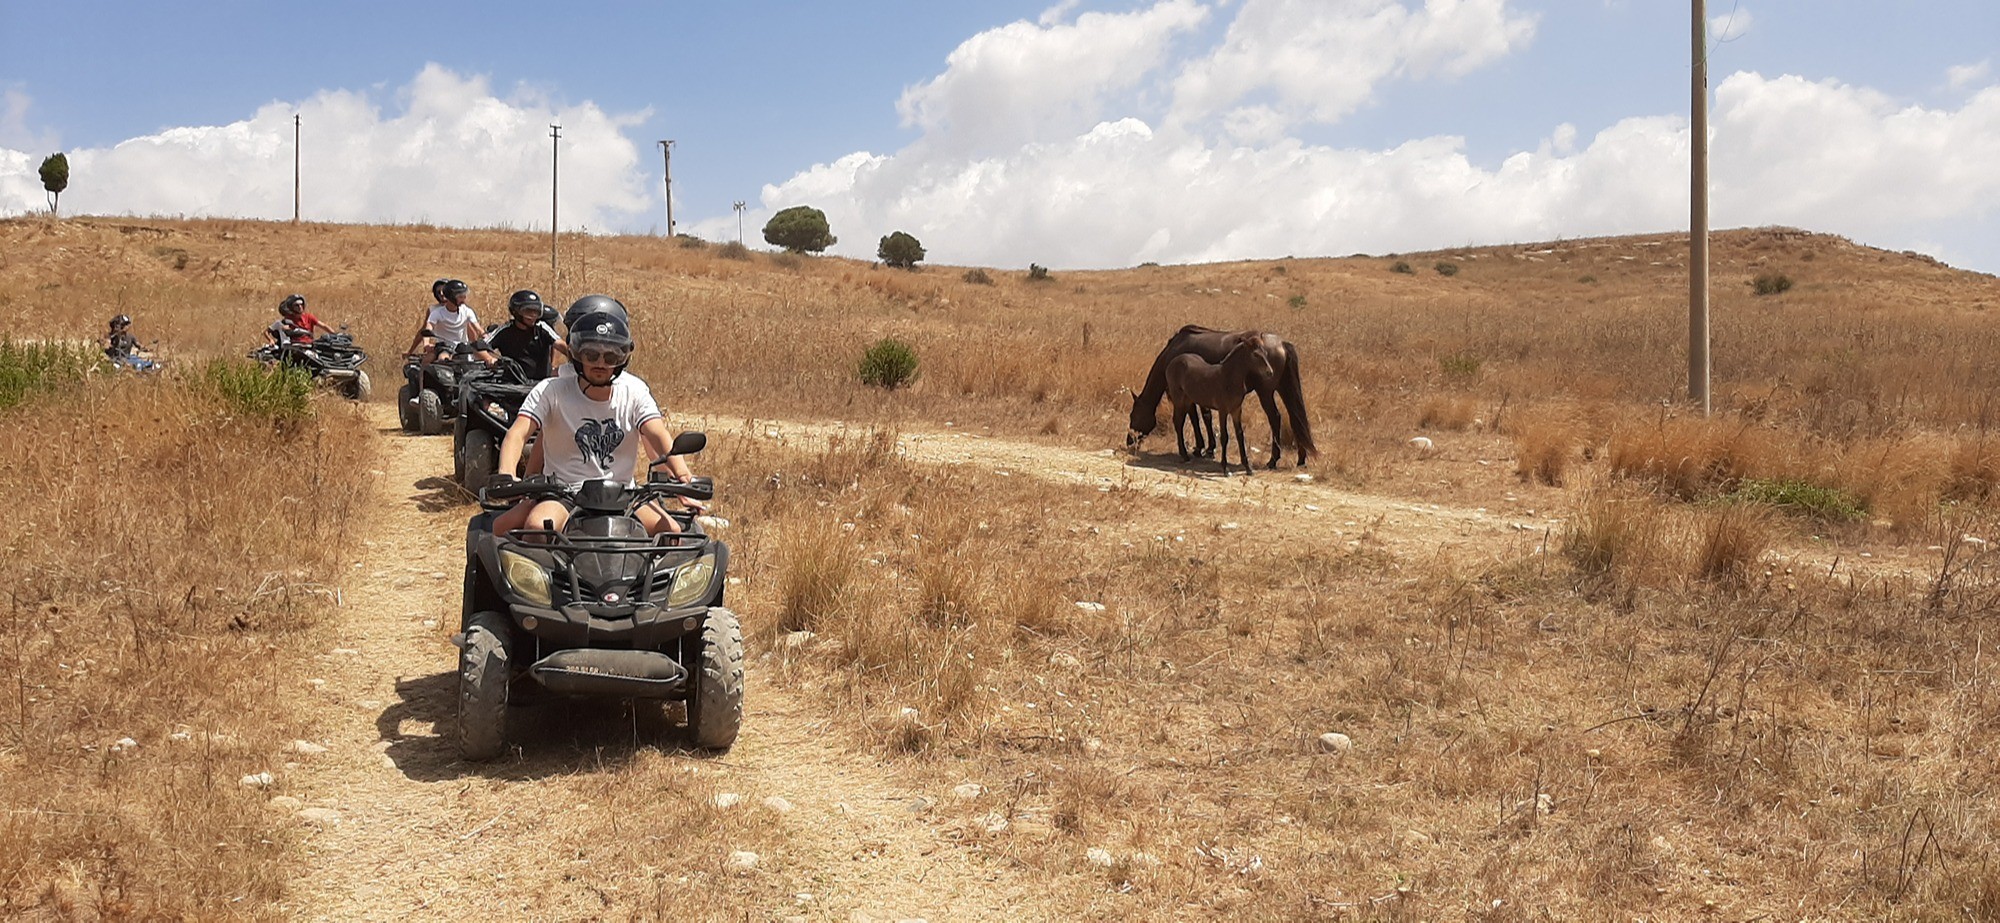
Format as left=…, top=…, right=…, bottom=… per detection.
left=1279, top=341, right=1317, bottom=458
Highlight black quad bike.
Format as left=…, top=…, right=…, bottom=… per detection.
left=398, top=341, right=487, bottom=435
left=249, top=330, right=372, bottom=400
left=452, top=359, right=537, bottom=493
left=456, top=432, right=741, bottom=760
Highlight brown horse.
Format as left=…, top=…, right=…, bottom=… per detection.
left=1164, top=335, right=1274, bottom=476
left=1128, top=325, right=1316, bottom=468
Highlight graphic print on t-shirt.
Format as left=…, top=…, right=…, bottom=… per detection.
left=576, top=418, right=626, bottom=469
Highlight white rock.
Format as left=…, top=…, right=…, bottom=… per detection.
left=1074, top=601, right=1106, bottom=613
left=288, top=740, right=329, bottom=755
left=979, top=812, right=1010, bottom=833
left=1218, top=522, right=1241, bottom=531
left=298, top=807, right=342, bottom=826
left=1085, top=847, right=1116, bottom=868
left=1128, top=851, right=1161, bottom=869
left=728, top=850, right=760, bottom=873
left=240, top=771, right=275, bottom=788
left=1294, top=473, right=1314, bottom=483
left=713, top=792, right=742, bottom=809
left=951, top=783, right=985, bottom=801
left=695, top=516, right=730, bottom=530
left=168, top=731, right=192, bottom=742
left=1317, top=732, right=1354, bottom=755
left=762, top=796, right=794, bottom=814
left=1408, top=435, right=1436, bottom=453
left=110, top=737, right=139, bottom=753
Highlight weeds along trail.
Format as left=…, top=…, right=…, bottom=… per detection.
left=283, top=405, right=1073, bottom=921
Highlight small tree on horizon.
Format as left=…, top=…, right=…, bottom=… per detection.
left=39, top=153, right=69, bottom=216
left=762, top=205, right=837, bottom=254
left=877, top=230, right=925, bottom=269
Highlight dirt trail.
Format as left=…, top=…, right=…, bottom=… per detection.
left=281, top=408, right=1065, bottom=921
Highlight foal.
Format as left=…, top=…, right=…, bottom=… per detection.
left=1163, top=334, right=1275, bottom=476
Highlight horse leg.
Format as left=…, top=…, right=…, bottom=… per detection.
left=1172, top=405, right=1190, bottom=461
left=1257, top=387, right=1283, bottom=469
left=1198, top=407, right=1216, bottom=458
left=1235, top=411, right=1252, bottom=476
left=1216, top=410, right=1232, bottom=475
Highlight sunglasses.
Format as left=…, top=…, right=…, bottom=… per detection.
left=576, top=346, right=630, bottom=365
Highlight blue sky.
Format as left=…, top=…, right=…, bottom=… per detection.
left=3, top=1, right=1997, bottom=273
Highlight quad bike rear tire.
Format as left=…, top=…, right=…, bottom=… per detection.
left=450, top=419, right=468, bottom=480
left=685, top=606, right=745, bottom=750
left=457, top=610, right=512, bottom=761
left=461, top=429, right=497, bottom=492
left=419, top=389, right=446, bottom=436
left=342, top=370, right=373, bottom=402
left=397, top=382, right=420, bottom=433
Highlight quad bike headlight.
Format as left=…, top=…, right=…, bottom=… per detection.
left=499, top=550, right=553, bottom=607
left=664, top=554, right=717, bottom=609
left=485, top=401, right=508, bottom=420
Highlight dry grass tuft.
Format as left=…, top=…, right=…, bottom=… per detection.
left=1511, top=407, right=1580, bottom=485
left=1416, top=394, right=1479, bottom=431
left=1695, top=502, right=1774, bottom=583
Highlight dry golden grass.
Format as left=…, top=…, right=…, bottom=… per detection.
left=0, top=368, right=371, bottom=918
left=10, top=216, right=2000, bottom=916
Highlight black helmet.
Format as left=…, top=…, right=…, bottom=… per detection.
left=562, top=294, right=628, bottom=332
left=567, top=311, right=633, bottom=382
left=507, top=289, right=544, bottom=321
left=109, top=314, right=131, bottom=328
left=431, top=278, right=449, bottom=300
left=443, top=279, right=469, bottom=301
left=279, top=294, right=306, bottom=316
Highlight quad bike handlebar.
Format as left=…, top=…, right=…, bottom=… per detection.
left=478, top=431, right=712, bottom=509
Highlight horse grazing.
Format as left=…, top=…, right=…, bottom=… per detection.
left=1164, top=335, right=1275, bottom=476
left=1127, top=325, right=1316, bottom=468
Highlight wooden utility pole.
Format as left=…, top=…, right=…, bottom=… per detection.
left=550, top=124, right=561, bottom=290
left=293, top=114, right=300, bottom=223
left=1690, top=0, right=1711, bottom=415
left=658, top=140, right=675, bottom=235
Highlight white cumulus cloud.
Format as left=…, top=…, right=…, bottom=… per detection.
left=1947, top=59, right=1991, bottom=90
left=0, top=64, right=653, bottom=231
left=1710, top=7, right=1753, bottom=42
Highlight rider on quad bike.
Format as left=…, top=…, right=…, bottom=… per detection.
left=457, top=305, right=738, bottom=759
left=103, top=315, right=160, bottom=372
left=487, top=289, right=569, bottom=380
left=265, top=294, right=334, bottom=347
left=452, top=290, right=563, bottom=490
left=399, top=279, right=497, bottom=435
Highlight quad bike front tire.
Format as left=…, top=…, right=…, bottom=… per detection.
left=396, top=382, right=420, bottom=433
left=457, top=610, right=512, bottom=761
left=461, top=429, right=497, bottom=492
left=450, top=419, right=468, bottom=481
left=342, top=370, right=373, bottom=402
left=419, top=389, right=446, bottom=436
left=685, top=606, right=745, bottom=750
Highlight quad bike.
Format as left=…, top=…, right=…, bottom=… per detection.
left=107, top=342, right=164, bottom=373
left=249, top=330, right=371, bottom=400
left=453, top=358, right=537, bottom=492
left=398, top=340, right=487, bottom=435
left=456, top=432, right=740, bottom=760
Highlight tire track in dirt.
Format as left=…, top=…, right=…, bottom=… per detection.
left=280, top=407, right=1072, bottom=921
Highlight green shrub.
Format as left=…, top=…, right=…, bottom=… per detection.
left=1389, top=261, right=1414, bottom=275
left=675, top=234, right=707, bottom=250
left=1434, top=261, right=1459, bottom=277
left=877, top=231, right=926, bottom=269
left=1026, top=263, right=1052, bottom=283
left=0, top=339, right=100, bottom=411
left=1438, top=352, right=1483, bottom=385
left=717, top=241, right=751, bottom=261
left=858, top=338, right=920, bottom=390
left=1752, top=273, right=1793, bottom=296
left=961, top=268, right=994, bottom=286
left=1726, top=478, right=1865, bottom=522
left=761, top=205, right=837, bottom=253
left=203, top=358, right=313, bottom=423
left=1287, top=294, right=1307, bottom=310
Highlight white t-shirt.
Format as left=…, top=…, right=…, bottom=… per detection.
left=518, top=374, right=664, bottom=486
left=426, top=305, right=479, bottom=346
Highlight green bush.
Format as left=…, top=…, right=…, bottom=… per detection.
left=1726, top=478, right=1865, bottom=522
left=961, top=268, right=994, bottom=286
left=1753, top=273, right=1793, bottom=296
left=675, top=234, right=707, bottom=250
left=1438, top=352, right=1483, bottom=385
left=858, top=338, right=920, bottom=390
left=0, top=339, right=99, bottom=411
left=203, top=358, right=313, bottom=423
left=762, top=205, right=837, bottom=253
left=878, top=231, right=926, bottom=269
left=717, top=241, right=751, bottom=261
left=1027, top=263, right=1052, bottom=283
left=1389, top=260, right=1414, bottom=274
left=1434, top=261, right=1459, bottom=277
left=1287, top=294, right=1307, bottom=310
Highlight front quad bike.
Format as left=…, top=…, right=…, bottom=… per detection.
left=456, top=432, right=741, bottom=760
left=399, top=341, right=486, bottom=436
left=452, top=359, right=536, bottom=492
left=249, top=330, right=372, bottom=400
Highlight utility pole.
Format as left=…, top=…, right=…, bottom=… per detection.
left=733, top=200, right=746, bottom=244
left=550, top=124, right=561, bottom=291
left=658, top=140, right=675, bottom=236
left=293, top=114, right=300, bottom=223
left=1690, top=0, right=1711, bottom=416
